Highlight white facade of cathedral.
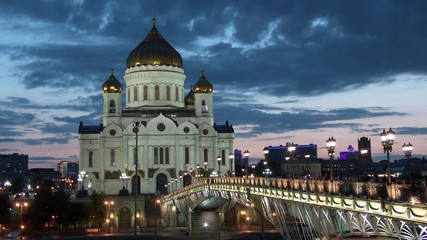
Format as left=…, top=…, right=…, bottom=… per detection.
left=78, top=21, right=234, bottom=195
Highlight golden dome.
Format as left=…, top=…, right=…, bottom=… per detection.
left=184, top=86, right=195, bottom=105
left=126, top=19, right=183, bottom=69
left=194, top=71, right=213, bottom=93
left=102, top=72, right=122, bottom=93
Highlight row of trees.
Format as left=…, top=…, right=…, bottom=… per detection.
left=4, top=189, right=109, bottom=232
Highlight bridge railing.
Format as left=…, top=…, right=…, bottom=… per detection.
left=175, top=177, right=426, bottom=204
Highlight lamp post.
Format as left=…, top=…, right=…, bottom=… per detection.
left=380, top=128, right=395, bottom=184
left=217, top=156, right=222, bottom=177
left=243, top=150, right=250, bottom=177
left=263, top=168, right=272, bottom=180
left=78, top=171, right=88, bottom=190
left=326, top=137, right=336, bottom=180
left=104, top=200, right=114, bottom=233
left=132, top=121, right=142, bottom=236
left=204, top=160, right=208, bottom=177
left=402, top=142, right=414, bottom=203
left=229, top=153, right=234, bottom=176
left=120, top=172, right=129, bottom=189
left=16, top=201, right=28, bottom=240
left=263, top=147, right=269, bottom=169
left=251, top=164, right=256, bottom=177
left=288, top=143, right=296, bottom=178
left=304, top=154, right=310, bottom=176
left=154, top=199, right=161, bottom=235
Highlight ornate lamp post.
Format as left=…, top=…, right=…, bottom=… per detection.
left=251, top=164, right=256, bottom=177
left=132, top=121, right=142, bottom=236
left=120, top=172, right=129, bottom=189
left=380, top=128, right=395, bottom=184
left=217, top=156, right=222, bottom=177
left=288, top=143, right=296, bottom=178
left=402, top=142, right=414, bottom=203
left=229, top=153, right=234, bottom=176
left=243, top=150, right=250, bottom=177
left=154, top=199, right=161, bottom=235
left=263, top=147, right=269, bottom=172
left=326, top=137, right=336, bottom=180
left=204, top=161, right=208, bottom=177
left=78, top=171, right=88, bottom=190
left=16, top=201, right=28, bottom=240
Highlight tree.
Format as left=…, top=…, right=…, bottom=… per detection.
left=0, top=193, right=11, bottom=226
left=90, top=192, right=107, bottom=229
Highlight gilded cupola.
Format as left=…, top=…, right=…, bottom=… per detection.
left=126, top=19, right=183, bottom=69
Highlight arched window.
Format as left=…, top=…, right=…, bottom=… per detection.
left=221, top=150, right=226, bottom=165
left=166, top=86, right=171, bottom=100
left=89, top=151, right=93, bottom=167
left=159, top=147, right=164, bottom=164
left=110, top=149, right=115, bottom=166
left=155, top=85, right=160, bottom=100
left=204, top=148, right=208, bottom=163
left=175, top=86, right=179, bottom=101
left=109, top=100, right=116, bottom=113
left=154, top=147, right=158, bottom=164
left=133, top=86, right=138, bottom=101
left=165, top=147, right=169, bottom=164
left=143, top=85, right=148, bottom=100
left=184, top=147, right=190, bottom=164
left=201, top=100, right=208, bottom=113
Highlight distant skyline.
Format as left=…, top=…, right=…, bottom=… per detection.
left=0, top=0, right=426, bottom=168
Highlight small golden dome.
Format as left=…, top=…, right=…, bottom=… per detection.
left=102, top=71, right=122, bottom=93
left=184, top=86, right=195, bottom=105
left=126, top=19, right=183, bottom=69
left=194, top=71, right=213, bottom=93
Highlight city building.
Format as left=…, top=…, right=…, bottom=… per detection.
left=57, top=161, right=79, bottom=189
left=78, top=19, right=235, bottom=195
left=0, top=153, right=28, bottom=181
left=263, top=144, right=318, bottom=177
left=25, top=168, right=62, bottom=189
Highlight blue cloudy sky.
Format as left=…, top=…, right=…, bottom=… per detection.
left=0, top=0, right=426, bottom=168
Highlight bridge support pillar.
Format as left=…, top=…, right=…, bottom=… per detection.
left=189, top=210, right=220, bottom=238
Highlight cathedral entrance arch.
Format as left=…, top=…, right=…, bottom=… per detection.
left=156, top=173, right=168, bottom=194
left=183, top=175, right=192, bottom=187
left=118, top=207, right=131, bottom=228
left=132, top=175, right=141, bottom=195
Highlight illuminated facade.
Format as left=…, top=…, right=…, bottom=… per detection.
left=78, top=20, right=234, bottom=195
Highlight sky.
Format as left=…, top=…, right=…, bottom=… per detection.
left=0, top=0, right=427, bottom=169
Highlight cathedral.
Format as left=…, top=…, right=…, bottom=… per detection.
left=78, top=19, right=235, bottom=195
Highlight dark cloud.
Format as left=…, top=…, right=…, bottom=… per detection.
left=214, top=104, right=405, bottom=138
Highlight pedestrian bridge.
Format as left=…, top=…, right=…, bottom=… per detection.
left=163, top=177, right=427, bottom=239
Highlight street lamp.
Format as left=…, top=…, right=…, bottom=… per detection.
left=380, top=127, right=395, bottom=184
left=132, top=121, right=142, bottom=236
left=243, top=150, right=250, bottom=177
left=288, top=143, right=296, bottom=178
left=154, top=199, right=161, bottom=235
left=251, top=163, right=256, bottom=177
left=402, top=142, right=414, bottom=203
left=120, top=172, right=129, bottom=189
left=326, top=137, right=336, bottom=180
left=304, top=154, right=310, bottom=176
left=16, top=201, right=28, bottom=240
left=4, top=181, right=11, bottom=192
left=104, top=200, right=114, bottom=233
left=78, top=171, right=88, bottom=190
left=217, top=156, right=222, bottom=177
left=229, top=153, right=234, bottom=175
left=263, top=147, right=269, bottom=167
left=204, top=160, right=208, bottom=177
left=263, top=168, right=272, bottom=180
